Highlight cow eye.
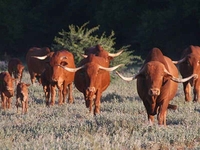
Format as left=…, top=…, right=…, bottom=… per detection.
left=60, top=61, right=67, bottom=66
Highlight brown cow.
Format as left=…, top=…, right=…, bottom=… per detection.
left=8, top=58, right=24, bottom=84
left=16, top=82, right=30, bottom=114
left=60, top=54, right=123, bottom=115
left=0, top=72, right=14, bottom=110
left=173, top=45, right=200, bottom=102
left=116, top=48, right=197, bottom=126
left=26, top=47, right=51, bottom=84
left=83, top=44, right=123, bottom=62
left=35, top=50, right=79, bottom=106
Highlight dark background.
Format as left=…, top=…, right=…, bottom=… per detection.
left=0, top=0, right=200, bottom=60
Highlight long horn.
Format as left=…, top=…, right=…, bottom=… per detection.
left=164, top=68, right=198, bottom=83
left=81, top=54, right=88, bottom=58
left=98, top=64, right=124, bottom=72
left=172, top=57, right=186, bottom=64
left=171, top=74, right=198, bottom=83
left=32, top=55, right=48, bottom=60
left=115, top=71, right=135, bottom=81
left=58, top=65, right=84, bottom=72
left=115, top=66, right=145, bottom=81
left=108, top=50, right=123, bottom=57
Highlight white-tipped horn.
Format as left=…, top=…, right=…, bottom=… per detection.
left=81, top=54, right=88, bottom=58
left=60, top=56, right=67, bottom=60
left=116, top=66, right=145, bottom=81
left=172, top=57, right=186, bottom=64
left=164, top=68, right=198, bottom=83
left=58, top=65, right=84, bottom=72
left=115, top=71, right=135, bottom=81
left=108, top=50, right=123, bottom=57
left=32, top=55, right=48, bottom=60
left=98, top=64, right=124, bottom=72
left=171, top=74, right=198, bottom=83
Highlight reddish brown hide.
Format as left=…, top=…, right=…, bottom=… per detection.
left=116, top=48, right=197, bottom=126
left=0, top=72, right=14, bottom=110
left=16, top=82, right=30, bottom=114
left=26, top=47, right=51, bottom=84
left=74, top=54, right=122, bottom=115
left=173, top=45, right=200, bottom=102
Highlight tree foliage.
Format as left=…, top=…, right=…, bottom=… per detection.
left=1, top=0, right=200, bottom=60
left=52, top=22, right=142, bottom=67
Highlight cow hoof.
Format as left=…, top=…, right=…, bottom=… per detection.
left=49, top=103, right=54, bottom=106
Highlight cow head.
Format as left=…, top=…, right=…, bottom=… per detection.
left=173, top=53, right=200, bottom=84
left=83, top=44, right=123, bottom=62
left=60, top=62, right=123, bottom=101
left=15, top=64, right=24, bottom=80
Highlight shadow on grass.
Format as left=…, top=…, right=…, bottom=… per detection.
left=102, top=92, right=141, bottom=103
left=0, top=110, right=15, bottom=116
left=194, top=108, right=200, bottom=113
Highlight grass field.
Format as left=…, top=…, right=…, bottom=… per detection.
left=0, top=63, right=199, bottom=150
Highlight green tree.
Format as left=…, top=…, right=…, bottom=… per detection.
left=52, top=22, right=142, bottom=67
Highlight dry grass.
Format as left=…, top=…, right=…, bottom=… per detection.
left=0, top=66, right=199, bottom=150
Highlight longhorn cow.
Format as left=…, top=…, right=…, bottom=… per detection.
left=116, top=48, right=197, bottom=126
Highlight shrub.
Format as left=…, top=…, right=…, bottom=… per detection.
left=52, top=22, right=143, bottom=67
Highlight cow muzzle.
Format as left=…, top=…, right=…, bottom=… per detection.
left=86, top=87, right=96, bottom=101
left=148, top=88, right=160, bottom=96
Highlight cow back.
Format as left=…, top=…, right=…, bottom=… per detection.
left=181, top=45, right=200, bottom=58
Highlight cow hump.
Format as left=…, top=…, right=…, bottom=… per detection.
left=144, top=48, right=169, bottom=70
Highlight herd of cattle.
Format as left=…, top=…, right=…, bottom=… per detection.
left=0, top=44, right=199, bottom=126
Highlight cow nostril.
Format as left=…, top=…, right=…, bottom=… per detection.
left=87, top=87, right=95, bottom=92
left=149, top=88, right=160, bottom=96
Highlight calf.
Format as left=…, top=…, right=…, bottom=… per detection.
left=0, top=72, right=14, bottom=110
left=8, top=58, right=24, bottom=84
left=16, top=82, right=30, bottom=114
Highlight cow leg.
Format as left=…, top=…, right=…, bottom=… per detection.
left=30, top=72, right=36, bottom=84
left=1, top=94, right=6, bottom=110
left=58, top=86, right=64, bottom=105
left=67, top=83, right=73, bottom=104
left=22, top=101, right=25, bottom=114
left=183, top=82, right=192, bottom=101
left=157, top=104, right=168, bottom=126
left=94, top=91, right=101, bottom=115
left=25, top=99, right=28, bottom=113
left=7, top=98, right=12, bottom=109
left=16, top=98, right=20, bottom=113
left=50, top=85, right=56, bottom=106
left=148, top=115, right=154, bottom=125
left=62, top=83, right=67, bottom=104
left=142, top=99, right=155, bottom=124
left=193, top=81, right=200, bottom=102
left=43, top=85, right=50, bottom=106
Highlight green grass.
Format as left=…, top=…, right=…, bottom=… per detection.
left=0, top=68, right=199, bottom=150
